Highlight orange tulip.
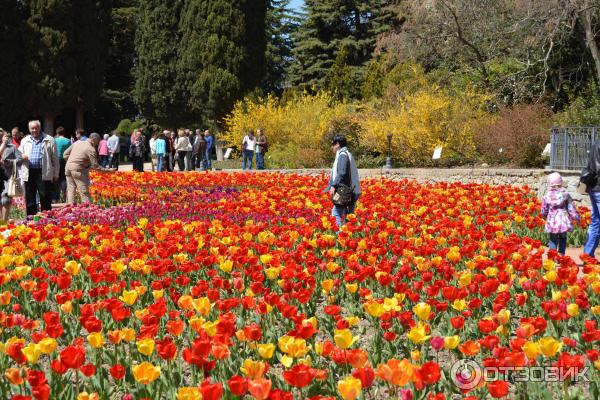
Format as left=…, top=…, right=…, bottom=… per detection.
left=248, top=378, right=271, bottom=400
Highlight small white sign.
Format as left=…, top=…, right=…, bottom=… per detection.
left=499, top=148, right=503, bottom=153
left=224, top=148, right=233, bottom=159
left=432, top=146, right=443, bottom=160
left=541, top=143, right=551, bottom=157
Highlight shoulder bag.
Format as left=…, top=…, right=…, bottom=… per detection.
left=332, top=152, right=354, bottom=207
left=7, top=160, right=22, bottom=198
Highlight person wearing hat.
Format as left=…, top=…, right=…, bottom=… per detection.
left=325, top=135, right=361, bottom=229
left=541, top=172, right=579, bottom=255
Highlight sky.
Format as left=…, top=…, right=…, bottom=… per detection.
left=290, top=0, right=305, bottom=11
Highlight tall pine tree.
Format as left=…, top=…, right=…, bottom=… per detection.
left=0, top=0, right=25, bottom=126
left=290, top=0, right=400, bottom=96
left=179, top=0, right=267, bottom=126
left=134, top=0, right=187, bottom=128
left=263, top=0, right=299, bottom=93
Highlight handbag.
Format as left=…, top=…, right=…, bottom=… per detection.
left=332, top=183, right=353, bottom=206
left=7, top=160, right=22, bottom=198
left=581, top=165, right=597, bottom=186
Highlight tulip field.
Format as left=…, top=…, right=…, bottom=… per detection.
left=0, top=171, right=599, bottom=400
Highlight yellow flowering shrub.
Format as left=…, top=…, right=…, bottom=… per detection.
left=222, top=91, right=356, bottom=168
left=361, top=85, right=491, bottom=166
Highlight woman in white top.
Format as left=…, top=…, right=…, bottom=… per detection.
left=241, top=131, right=256, bottom=170
left=174, top=129, right=192, bottom=171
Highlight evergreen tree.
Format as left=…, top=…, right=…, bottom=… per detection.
left=21, top=0, right=79, bottom=132
left=263, top=0, right=300, bottom=93
left=21, top=0, right=111, bottom=133
left=134, top=0, right=187, bottom=128
left=290, top=0, right=400, bottom=96
left=89, top=0, right=138, bottom=131
left=0, top=0, right=25, bottom=126
left=73, top=0, right=112, bottom=128
left=179, top=0, right=267, bottom=125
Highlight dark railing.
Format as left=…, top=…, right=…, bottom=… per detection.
left=550, top=127, right=598, bottom=170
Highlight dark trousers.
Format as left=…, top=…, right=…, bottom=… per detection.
left=132, top=156, right=144, bottom=172
left=109, top=153, right=120, bottom=169
left=25, top=169, right=54, bottom=216
left=54, top=159, right=66, bottom=201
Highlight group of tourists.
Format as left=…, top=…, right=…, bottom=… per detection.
left=0, top=121, right=109, bottom=220
left=144, top=129, right=215, bottom=173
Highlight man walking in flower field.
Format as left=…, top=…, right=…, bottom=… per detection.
left=326, top=135, right=361, bottom=228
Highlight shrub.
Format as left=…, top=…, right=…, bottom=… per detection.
left=115, top=118, right=145, bottom=136
left=474, top=104, right=551, bottom=167
left=360, top=85, right=489, bottom=167
left=223, top=92, right=356, bottom=167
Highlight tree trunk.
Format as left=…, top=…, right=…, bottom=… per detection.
left=75, top=104, right=85, bottom=131
left=43, top=114, right=55, bottom=136
left=580, top=2, right=600, bottom=83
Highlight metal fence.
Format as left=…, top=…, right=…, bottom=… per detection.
left=550, top=127, right=598, bottom=170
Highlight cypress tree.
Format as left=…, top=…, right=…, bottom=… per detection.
left=179, top=0, right=268, bottom=125
left=0, top=0, right=25, bottom=126
left=134, top=0, right=187, bottom=128
left=21, top=0, right=79, bottom=133
left=290, top=0, right=400, bottom=95
left=21, top=0, right=111, bottom=133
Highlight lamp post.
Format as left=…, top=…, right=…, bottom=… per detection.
left=385, top=133, right=393, bottom=169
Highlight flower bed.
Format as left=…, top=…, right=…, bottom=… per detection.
left=0, top=172, right=598, bottom=400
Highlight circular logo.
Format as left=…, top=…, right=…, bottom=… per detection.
left=451, top=359, right=483, bottom=390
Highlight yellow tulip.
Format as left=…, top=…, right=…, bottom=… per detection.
left=60, top=301, right=73, bottom=314
left=192, top=297, right=212, bottom=315
left=121, top=328, right=135, bottom=342
left=132, top=362, right=160, bottom=384
left=177, top=387, right=201, bottom=400
left=452, top=299, right=467, bottom=311
left=22, top=343, right=42, bottom=364
left=538, top=337, right=562, bottom=357
left=338, top=376, right=362, bottom=400
left=364, top=301, right=384, bottom=317
left=443, top=335, right=460, bottom=350
left=63, top=261, right=81, bottom=276
left=240, top=359, right=267, bottom=379
left=136, top=338, right=155, bottom=356
left=566, top=303, right=579, bottom=317
left=413, top=302, right=431, bottom=321
left=258, top=343, right=275, bottom=359
left=334, top=329, right=356, bottom=349
left=496, top=309, right=510, bottom=325
left=407, top=323, right=430, bottom=344
left=87, top=333, right=104, bottom=349
left=119, top=290, right=138, bottom=305
left=152, top=290, right=164, bottom=300
left=345, top=283, right=358, bottom=293
left=321, top=279, right=334, bottom=293
left=77, top=392, right=99, bottom=400
left=37, top=338, right=57, bottom=354
left=219, top=259, right=233, bottom=273
left=522, top=341, right=541, bottom=360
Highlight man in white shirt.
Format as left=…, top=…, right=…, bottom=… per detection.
left=241, top=131, right=256, bottom=170
left=107, top=131, right=120, bottom=170
left=149, top=133, right=157, bottom=172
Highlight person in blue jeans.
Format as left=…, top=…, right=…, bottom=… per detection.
left=204, top=130, right=214, bottom=170
left=241, top=131, right=255, bottom=170
left=583, top=139, right=600, bottom=257
left=154, top=133, right=166, bottom=172
left=325, top=135, right=361, bottom=229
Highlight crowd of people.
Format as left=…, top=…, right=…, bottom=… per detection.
left=0, top=121, right=229, bottom=222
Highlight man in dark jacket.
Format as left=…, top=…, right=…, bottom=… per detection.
left=582, top=140, right=600, bottom=256
left=325, top=135, right=361, bottom=229
left=193, top=130, right=207, bottom=171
